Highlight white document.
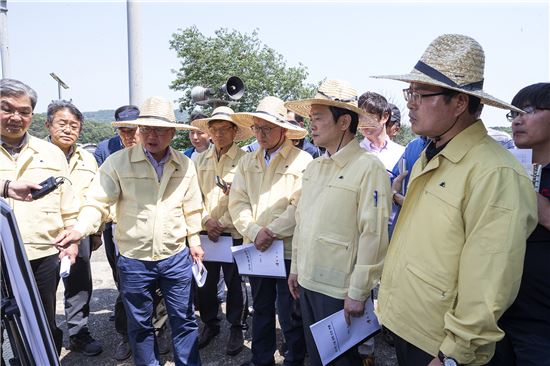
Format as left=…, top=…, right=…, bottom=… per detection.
left=200, top=233, right=234, bottom=263
left=192, top=261, right=208, bottom=287
left=310, top=298, right=380, bottom=366
left=510, top=148, right=533, bottom=176
left=59, top=255, right=71, bottom=278
left=230, top=240, right=286, bottom=278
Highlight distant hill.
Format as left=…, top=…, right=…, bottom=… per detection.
left=83, top=109, right=189, bottom=123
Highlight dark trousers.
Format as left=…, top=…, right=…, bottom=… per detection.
left=118, top=249, right=200, bottom=366
left=63, top=236, right=92, bottom=337
left=300, top=287, right=362, bottom=366
left=249, top=260, right=305, bottom=366
left=30, top=253, right=63, bottom=354
left=389, top=329, right=433, bottom=366
left=197, top=238, right=244, bottom=330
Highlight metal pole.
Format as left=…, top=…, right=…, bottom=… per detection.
left=127, top=0, right=142, bottom=106
left=0, top=0, right=10, bottom=78
left=58, top=83, right=61, bottom=100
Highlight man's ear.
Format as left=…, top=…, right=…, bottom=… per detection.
left=338, top=114, right=351, bottom=131
left=455, top=93, right=469, bottom=117
left=381, top=111, right=390, bottom=125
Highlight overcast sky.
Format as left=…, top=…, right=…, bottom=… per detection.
left=2, top=0, right=548, bottom=127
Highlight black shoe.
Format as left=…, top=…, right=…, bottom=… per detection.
left=226, top=328, right=244, bottom=356
left=69, top=333, right=103, bottom=356
left=198, top=326, right=220, bottom=349
left=114, top=336, right=132, bottom=361
left=157, top=326, right=171, bottom=355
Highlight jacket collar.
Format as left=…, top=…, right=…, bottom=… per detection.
left=205, top=142, right=239, bottom=160
left=436, top=120, right=487, bottom=164
left=324, top=139, right=362, bottom=168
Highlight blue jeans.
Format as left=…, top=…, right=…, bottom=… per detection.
left=249, top=260, right=305, bottom=366
left=117, top=249, right=200, bottom=366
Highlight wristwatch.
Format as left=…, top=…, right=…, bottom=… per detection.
left=438, top=351, right=460, bottom=366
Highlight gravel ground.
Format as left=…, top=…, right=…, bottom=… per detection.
left=56, top=248, right=398, bottom=366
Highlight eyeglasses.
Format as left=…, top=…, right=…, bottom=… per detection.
left=138, top=126, right=173, bottom=136
left=53, top=121, right=81, bottom=132
left=1, top=104, right=33, bottom=119
left=403, top=88, right=449, bottom=105
left=251, top=125, right=277, bottom=135
left=506, top=105, right=550, bottom=122
left=208, top=125, right=235, bottom=135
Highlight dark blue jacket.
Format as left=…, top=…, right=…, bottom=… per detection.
left=94, top=135, right=124, bottom=166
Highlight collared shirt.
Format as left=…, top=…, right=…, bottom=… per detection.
left=377, top=120, right=538, bottom=365
left=0, top=134, right=78, bottom=260
left=291, top=139, right=391, bottom=301
left=229, top=138, right=312, bottom=259
left=47, top=136, right=75, bottom=163
left=360, top=136, right=405, bottom=170
left=1, top=133, right=29, bottom=160
left=144, top=148, right=171, bottom=181
left=73, top=143, right=203, bottom=261
left=195, top=143, right=246, bottom=238
left=264, top=144, right=283, bottom=167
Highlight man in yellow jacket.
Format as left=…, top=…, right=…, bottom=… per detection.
left=54, top=96, right=204, bottom=366
left=44, top=99, right=103, bottom=356
left=375, top=34, right=538, bottom=366
left=191, top=106, right=253, bottom=355
left=285, top=79, right=392, bottom=366
left=229, top=96, right=312, bottom=366
left=0, top=79, right=79, bottom=354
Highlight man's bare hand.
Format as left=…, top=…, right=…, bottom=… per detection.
left=223, top=182, right=232, bottom=196
left=190, top=245, right=204, bottom=263
left=59, top=243, right=79, bottom=265
left=343, top=296, right=365, bottom=326
left=288, top=273, right=300, bottom=300
left=205, top=218, right=224, bottom=242
left=427, top=357, right=441, bottom=366
left=54, top=229, right=83, bottom=250
left=91, top=235, right=103, bottom=251
left=7, top=180, right=42, bottom=201
left=254, top=227, right=275, bottom=251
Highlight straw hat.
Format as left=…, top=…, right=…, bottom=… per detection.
left=233, top=96, right=308, bottom=140
left=112, top=96, right=197, bottom=130
left=372, top=34, right=522, bottom=112
left=285, top=79, right=376, bottom=120
left=191, top=106, right=253, bottom=141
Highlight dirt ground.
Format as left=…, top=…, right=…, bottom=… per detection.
left=56, top=248, right=398, bottom=366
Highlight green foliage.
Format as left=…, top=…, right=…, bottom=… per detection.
left=169, top=27, right=316, bottom=116
left=27, top=113, right=115, bottom=144
left=394, top=124, right=416, bottom=146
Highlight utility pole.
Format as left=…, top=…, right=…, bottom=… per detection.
left=0, top=0, right=10, bottom=77
left=50, top=73, right=69, bottom=100
left=127, top=0, right=142, bottom=106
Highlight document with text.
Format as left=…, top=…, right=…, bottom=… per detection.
left=230, top=240, right=286, bottom=278
left=310, top=297, right=380, bottom=365
left=200, top=233, right=234, bottom=263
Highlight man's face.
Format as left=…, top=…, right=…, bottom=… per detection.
left=252, top=117, right=284, bottom=150
left=208, top=120, right=237, bottom=150
left=189, top=129, right=210, bottom=150
left=0, top=94, right=33, bottom=143
left=309, top=104, right=341, bottom=148
left=138, top=126, right=175, bottom=155
left=359, top=112, right=387, bottom=139
left=512, top=105, right=550, bottom=150
left=386, top=122, right=401, bottom=139
left=118, top=127, right=139, bottom=148
left=406, top=82, right=455, bottom=137
left=46, top=108, right=81, bottom=151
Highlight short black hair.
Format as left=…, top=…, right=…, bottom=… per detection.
left=511, top=82, right=550, bottom=109
left=442, top=90, right=482, bottom=115
left=46, top=100, right=83, bottom=125
left=328, top=106, right=359, bottom=134
left=358, top=91, right=390, bottom=121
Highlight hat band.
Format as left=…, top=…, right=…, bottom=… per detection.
left=317, top=90, right=358, bottom=103
left=255, top=111, right=287, bottom=124
left=414, top=61, right=484, bottom=91
left=212, top=112, right=232, bottom=118
left=137, top=115, right=174, bottom=123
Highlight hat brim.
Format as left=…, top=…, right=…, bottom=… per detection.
left=371, top=72, right=523, bottom=113
left=191, top=115, right=254, bottom=142
left=111, top=122, right=137, bottom=129
left=112, top=117, right=198, bottom=131
left=232, top=112, right=308, bottom=140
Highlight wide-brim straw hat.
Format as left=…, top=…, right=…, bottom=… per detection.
left=232, top=96, right=308, bottom=140
left=112, top=96, right=198, bottom=130
left=191, top=106, right=253, bottom=142
left=285, top=79, right=377, bottom=123
left=372, top=34, right=522, bottom=113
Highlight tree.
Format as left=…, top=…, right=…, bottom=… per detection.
left=169, top=26, right=316, bottom=117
